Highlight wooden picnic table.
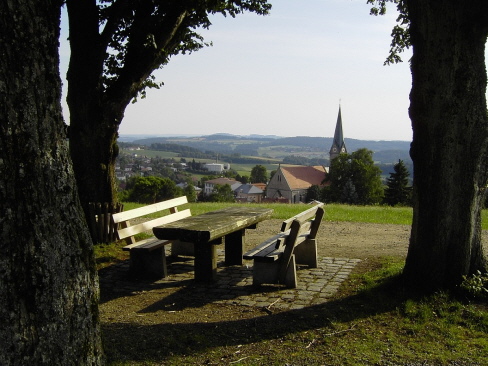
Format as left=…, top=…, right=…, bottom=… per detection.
left=152, top=206, right=273, bottom=282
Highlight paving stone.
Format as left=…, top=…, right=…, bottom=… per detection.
left=99, top=254, right=361, bottom=310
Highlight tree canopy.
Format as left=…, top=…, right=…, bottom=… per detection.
left=250, top=164, right=268, bottom=183
left=125, top=176, right=183, bottom=203
left=384, top=159, right=411, bottom=206
left=65, top=0, right=271, bottom=225
left=325, top=148, right=384, bottom=205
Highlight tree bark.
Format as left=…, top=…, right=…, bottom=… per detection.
left=65, top=1, right=190, bottom=219
left=404, top=0, right=488, bottom=290
left=0, top=1, right=103, bottom=364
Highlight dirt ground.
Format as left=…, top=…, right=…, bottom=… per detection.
left=246, top=219, right=412, bottom=259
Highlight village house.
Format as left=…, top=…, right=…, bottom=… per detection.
left=266, top=165, right=328, bottom=203
left=203, top=177, right=241, bottom=196
left=235, top=183, right=264, bottom=203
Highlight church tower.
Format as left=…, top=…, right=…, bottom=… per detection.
left=329, top=105, right=347, bottom=162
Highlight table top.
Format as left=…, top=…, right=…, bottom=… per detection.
left=152, top=206, right=273, bottom=243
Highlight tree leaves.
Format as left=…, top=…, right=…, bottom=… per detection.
left=367, top=0, right=411, bottom=65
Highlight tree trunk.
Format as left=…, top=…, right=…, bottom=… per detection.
left=0, top=1, right=103, bottom=364
left=66, top=0, right=120, bottom=217
left=404, top=0, right=488, bottom=290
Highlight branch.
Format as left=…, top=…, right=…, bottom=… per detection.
left=104, top=4, right=191, bottom=109
left=99, top=0, right=131, bottom=53
left=323, top=324, right=357, bottom=336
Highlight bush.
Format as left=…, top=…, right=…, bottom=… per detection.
left=459, top=270, right=488, bottom=299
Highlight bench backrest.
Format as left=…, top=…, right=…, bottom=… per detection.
left=112, top=196, right=191, bottom=244
left=276, top=202, right=324, bottom=248
left=278, top=203, right=324, bottom=280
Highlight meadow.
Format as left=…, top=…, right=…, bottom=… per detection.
left=122, top=201, right=488, bottom=228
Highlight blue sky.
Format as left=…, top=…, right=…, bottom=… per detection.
left=61, top=1, right=418, bottom=141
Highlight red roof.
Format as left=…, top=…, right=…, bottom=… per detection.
left=280, top=166, right=327, bottom=189
left=206, top=177, right=239, bottom=185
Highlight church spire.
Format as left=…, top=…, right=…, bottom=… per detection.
left=329, top=104, right=347, bottom=162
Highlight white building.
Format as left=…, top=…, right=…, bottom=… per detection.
left=204, top=163, right=225, bottom=173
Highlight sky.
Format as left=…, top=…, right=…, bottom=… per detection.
left=61, top=0, right=417, bottom=141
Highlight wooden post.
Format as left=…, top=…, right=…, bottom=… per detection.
left=193, top=242, right=217, bottom=282
left=224, top=229, right=245, bottom=266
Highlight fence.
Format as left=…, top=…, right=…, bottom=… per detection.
left=87, top=202, right=124, bottom=244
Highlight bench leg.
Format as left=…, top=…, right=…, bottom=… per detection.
left=225, top=229, right=245, bottom=266
left=253, top=255, right=297, bottom=288
left=193, top=242, right=217, bottom=283
left=129, top=247, right=167, bottom=279
left=293, top=238, right=318, bottom=268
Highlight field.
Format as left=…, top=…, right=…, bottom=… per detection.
left=97, top=203, right=488, bottom=365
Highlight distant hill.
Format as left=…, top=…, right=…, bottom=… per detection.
left=124, top=134, right=411, bottom=165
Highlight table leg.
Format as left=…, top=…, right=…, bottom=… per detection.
left=225, top=229, right=245, bottom=266
left=193, top=242, right=217, bottom=282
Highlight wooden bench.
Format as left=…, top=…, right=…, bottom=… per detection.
left=243, top=203, right=325, bottom=288
left=111, top=196, right=192, bottom=278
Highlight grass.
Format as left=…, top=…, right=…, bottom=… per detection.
left=97, top=202, right=488, bottom=365
left=121, top=201, right=414, bottom=223
left=121, top=201, right=488, bottom=227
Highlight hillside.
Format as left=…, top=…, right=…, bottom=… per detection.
left=124, top=133, right=411, bottom=165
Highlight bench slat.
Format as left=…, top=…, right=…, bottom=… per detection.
left=112, top=196, right=188, bottom=224
left=117, top=209, right=191, bottom=240
left=280, top=202, right=324, bottom=231
left=122, top=237, right=170, bottom=251
left=243, top=230, right=290, bottom=259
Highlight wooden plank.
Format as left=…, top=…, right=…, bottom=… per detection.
left=243, top=231, right=290, bottom=259
left=308, top=206, right=325, bottom=239
left=102, top=203, right=109, bottom=243
left=112, top=196, right=188, bottom=224
left=117, top=209, right=191, bottom=240
left=280, top=202, right=324, bottom=231
left=122, top=237, right=170, bottom=251
left=278, top=219, right=302, bottom=283
left=87, top=203, right=97, bottom=242
left=153, top=207, right=273, bottom=243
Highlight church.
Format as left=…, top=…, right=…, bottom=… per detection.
left=264, top=106, right=346, bottom=203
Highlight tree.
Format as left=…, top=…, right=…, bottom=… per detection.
left=326, top=148, right=384, bottom=205
left=65, top=0, right=271, bottom=223
left=370, top=0, right=488, bottom=290
left=384, top=159, right=412, bottom=206
left=306, top=184, right=322, bottom=202
left=250, top=164, right=268, bottom=183
left=127, top=176, right=182, bottom=203
left=183, top=183, right=197, bottom=202
left=0, top=1, right=103, bottom=363
left=210, top=184, right=235, bottom=202
left=341, top=179, right=359, bottom=204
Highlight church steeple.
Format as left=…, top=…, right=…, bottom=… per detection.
left=329, top=105, right=347, bottom=162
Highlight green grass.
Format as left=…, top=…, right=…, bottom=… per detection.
left=122, top=149, right=179, bottom=158
left=121, top=201, right=488, bottom=228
